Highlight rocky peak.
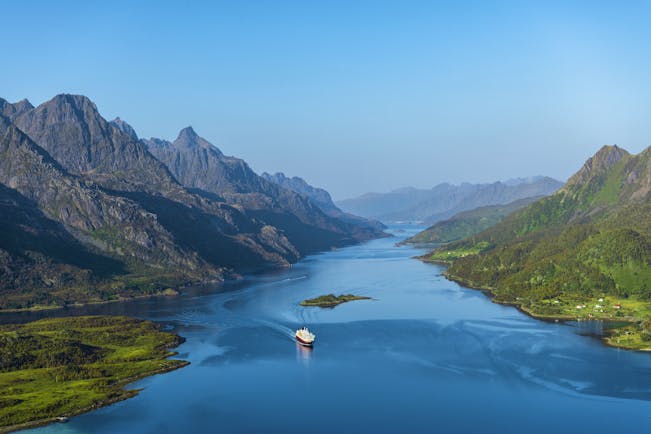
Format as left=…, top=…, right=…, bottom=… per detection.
left=172, top=126, right=222, bottom=155
left=567, top=145, right=630, bottom=187
left=0, top=97, right=34, bottom=120
left=47, top=93, right=99, bottom=117
left=177, top=126, right=198, bottom=142
left=14, top=94, right=108, bottom=140
left=110, top=117, right=138, bottom=140
left=11, top=94, right=183, bottom=194
left=142, top=137, right=172, bottom=149
left=172, top=126, right=222, bottom=156
left=13, top=98, right=34, bottom=112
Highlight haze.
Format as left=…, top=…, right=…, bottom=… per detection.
left=3, top=0, right=651, bottom=199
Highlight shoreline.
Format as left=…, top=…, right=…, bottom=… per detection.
left=300, top=294, right=373, bottom=308
left=1, top=360, right=190, bottom=434
left=0, top=317, right=191, bottom=434
left=0, top=234, right=391, bottom=315
left=1, top=360, right=189, bottom=434
left=420, top=257, right=649, bottom=352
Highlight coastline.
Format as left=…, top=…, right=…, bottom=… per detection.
left=0, top=290, right=182, bottom=314
left=300, top=294, right=373, bottom=308
left=1, top=234, right=391, bottom=315
left=0, top=317, right=190, bottom=433
left=420, top=257, right=649, bottom=352
left=0, top=360, right=189, bottom=434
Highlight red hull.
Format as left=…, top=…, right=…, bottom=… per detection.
left=295, top=335, right=314, bottom=346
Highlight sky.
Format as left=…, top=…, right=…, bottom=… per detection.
left=2, top=0, right=651, bottom=200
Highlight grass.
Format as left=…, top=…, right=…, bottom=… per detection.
left=0, top=316, right=188, bottom=432
left=300, top=293, right=372, bottom=307
left=426, top=241, right=491, bottom=262
left=445, top=269, right=651, bottom=351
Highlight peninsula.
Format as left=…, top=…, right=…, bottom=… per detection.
left=0, top=316, right=188, bottom=432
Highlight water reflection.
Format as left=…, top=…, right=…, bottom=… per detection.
left=296, top=343, right=313, bottom=364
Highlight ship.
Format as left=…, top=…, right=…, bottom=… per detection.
left=295, top=326, right=316, bottom=346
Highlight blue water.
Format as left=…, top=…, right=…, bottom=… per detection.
left=14, top=225, right=651, bottom=433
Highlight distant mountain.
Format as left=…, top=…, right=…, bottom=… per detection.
left=502, top=176, right=547, bottom=186
left=261, top=172, right=385, bottom=232
left=404, top=196, right=542, bottom=244
left=429, top=145, right=651, bottom=348
left=0, top=94, right=383, bottom=310
left=337, top=177, right=563, bottom=224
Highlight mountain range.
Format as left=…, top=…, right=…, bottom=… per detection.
left=336, top=176, right=563, bottom=224
left=0, top=94, right=384, bottom=310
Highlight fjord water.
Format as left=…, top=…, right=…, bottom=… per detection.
left=19, top=226, right=651, bottom=434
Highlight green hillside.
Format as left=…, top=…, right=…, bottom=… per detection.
left=426, top=145, right=651, bottom=350
left=404, top=196, right=542, bottom=244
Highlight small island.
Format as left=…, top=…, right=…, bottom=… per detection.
left=0, top=316, right=188, bottom=432
left=300, top=293, right=372, bottom=308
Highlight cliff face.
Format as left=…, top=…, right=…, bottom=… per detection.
left=12, top=95, right=181, bottom=194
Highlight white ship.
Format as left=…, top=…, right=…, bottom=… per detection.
left=295, top=326, right=315, bottom=346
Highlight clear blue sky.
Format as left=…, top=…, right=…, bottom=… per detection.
left=3, top=0, right=651, bottom=199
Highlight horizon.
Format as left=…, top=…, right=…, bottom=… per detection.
left=3, top=1, right=651, bottom=199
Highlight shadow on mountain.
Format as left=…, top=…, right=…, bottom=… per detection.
left=0, top=184, right=125, bottom=277
left=248, top=209, right=353, bottom=253
left=189, top=187, right=353, bottom=254
left=186, top=188, right=227, bottom=203
left=120, top=191, right=272, bottom=270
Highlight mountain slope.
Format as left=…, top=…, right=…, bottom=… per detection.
left=261, top=172, right=339, bottom=214
left=404, top=196, right=542, bottom=244
left=261, top=172, right=386, bottom=232
left=144, top=127, right=384, bottom=252
left=10, top=95, right=303, bottom=271
left=1, top=93, right=380, bottom=309
left=12, top=95, right=182, bottom=194
left=0, top=113, right=221, bottom=308
left=0, top=92, right=384, bottom=311
left=427, top=145, right=651, bottom=348
left=337, top=178, right=563, bottom=224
